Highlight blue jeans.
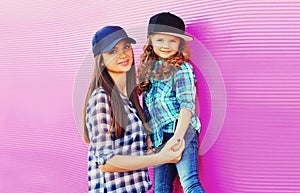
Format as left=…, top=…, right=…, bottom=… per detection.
left=154, top=127, right=206, bottom=193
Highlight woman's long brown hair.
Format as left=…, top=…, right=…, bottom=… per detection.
left=137, top=35, right=191, bottom=95
left=82, top=52, right=150, bottom=144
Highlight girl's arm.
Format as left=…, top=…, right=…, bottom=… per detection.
left=172, top=62, right=198, bottom=150
left=170, top=108, right=192, bottom=151
left=99, top=137, right=185, bottom=172
left=173, top=108, right=192, bottom=140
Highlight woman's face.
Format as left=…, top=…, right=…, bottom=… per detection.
left=102, top=39, right=133, bottom=75
left=150, top=33, right=181, bottom=60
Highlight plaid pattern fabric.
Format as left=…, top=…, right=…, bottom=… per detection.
left=86, top=88, right=151, bottom=193
left=143, top=61, right=201, bottom=147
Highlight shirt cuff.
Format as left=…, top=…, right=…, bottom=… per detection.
left=95, top=151, right=115, bottom=166
left=180, top=101, right=195, bottom=113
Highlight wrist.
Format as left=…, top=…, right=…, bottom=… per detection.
left=173, top=133, right=184, bottom=140
left=153, top=152, right=165, bottom=165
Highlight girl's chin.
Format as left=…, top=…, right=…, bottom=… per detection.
left=158, top=55, right=174, bottom=60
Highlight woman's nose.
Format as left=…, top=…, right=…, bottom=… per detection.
left=118, top=50, right=127, bottom=58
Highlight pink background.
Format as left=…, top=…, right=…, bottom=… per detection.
left=1, top=1, right=300, bottom=192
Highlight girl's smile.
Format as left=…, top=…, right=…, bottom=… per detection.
left=151, top=33, right=181, bottom=59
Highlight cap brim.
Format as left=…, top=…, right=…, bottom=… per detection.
left=154, top=32, right=194, bottom=41
left=101, top=37, right=136, bottom=52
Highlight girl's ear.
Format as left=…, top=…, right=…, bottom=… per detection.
left=148, top=36, right=153, bottom=45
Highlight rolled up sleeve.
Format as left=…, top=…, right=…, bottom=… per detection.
left=87, top=90, right=115, bottom=165
left=174, top=62, right=197, bottom=113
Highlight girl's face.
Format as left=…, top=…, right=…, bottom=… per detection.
left=150, top=33, right=181, bottom=59
left=102, top=39, right=133, bottom=75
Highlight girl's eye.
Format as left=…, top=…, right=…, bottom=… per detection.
left=156, top=39, right=163, bottom=42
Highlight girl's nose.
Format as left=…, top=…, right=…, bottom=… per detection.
left=162, top=42, right=169, bottom=48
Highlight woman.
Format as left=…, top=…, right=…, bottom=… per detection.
left=82, top=25, right=185, bottom=193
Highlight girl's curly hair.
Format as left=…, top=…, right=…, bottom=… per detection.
left=137, top=35, right=191, bottom=94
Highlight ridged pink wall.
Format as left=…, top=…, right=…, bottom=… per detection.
left=1, top=1, right=300, bottom=193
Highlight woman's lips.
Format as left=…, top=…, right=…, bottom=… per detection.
left=118, top=59, right=129, bottom=66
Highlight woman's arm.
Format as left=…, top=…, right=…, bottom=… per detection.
left=90, top=90, right=185, bottom=173
left=99, top=137, right=185, bottom=172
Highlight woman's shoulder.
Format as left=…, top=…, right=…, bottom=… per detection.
left=90, top=87, right=109, bottom=102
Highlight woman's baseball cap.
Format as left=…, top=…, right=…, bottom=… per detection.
left=92, top=26, right=136, bottom=56
left=148, top=12, right=193, bottom=41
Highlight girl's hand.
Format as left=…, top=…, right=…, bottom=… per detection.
left=146, top=135, right=156, bottom=155
left=158, top=137, right=185, bottom=163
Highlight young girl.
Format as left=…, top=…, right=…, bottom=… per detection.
left=82, top=25, right=185, bottom=193
left=138, top=13, right=206, bottom=193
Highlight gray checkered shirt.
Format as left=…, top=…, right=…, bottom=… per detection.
left=86, top=88, right=151, bottom=193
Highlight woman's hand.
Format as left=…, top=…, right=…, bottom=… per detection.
left=169, top=137, right=184, bottom=152
left=157, top=137, right=185, bottom=163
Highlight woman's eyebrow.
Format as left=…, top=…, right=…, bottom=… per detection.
left=122, top=41, right=131, bottom=45
left=112, top=41, right=130, bottom=49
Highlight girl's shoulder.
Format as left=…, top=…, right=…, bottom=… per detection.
left=179, top=61, right=193, bottom=71
left=175, top=62, right=194, bottom=75
left=174, top=61, right=196, bottom=81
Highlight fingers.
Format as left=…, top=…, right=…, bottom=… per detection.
left=169, top=157, right=181, bottom=163
left=171, top=138, right=185, bottom=151
left=146, top=135, right=156, bottom=154
left=169, top=139, right=185, bottom=162
left=172, top=139, right=185, bottom=163
left=146, top=146, right=156, bottom=155
left=171, top=139, right=182, bottom=151
left=165, top=137, right=181, bottom=149
left=179, top=138, right=185, bottom=152
left=158, top=138, right=186, bottom=164
left=147, top=145, right=155, bottom=150
left=169, top=152, right=183, bottom=163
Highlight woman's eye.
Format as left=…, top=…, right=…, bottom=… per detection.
left=108, top=50, right=117, bottom=54
left=124, top=44, right=131, bottom=49
left=156, top=39, right=163, bottom=42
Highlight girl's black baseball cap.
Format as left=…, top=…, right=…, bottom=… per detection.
left=148, top=12, right=193, bottom=41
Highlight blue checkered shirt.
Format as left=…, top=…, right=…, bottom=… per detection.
left=143, top=61, right=201, bottom=147
left=86, top=87, right=151, bottom=193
